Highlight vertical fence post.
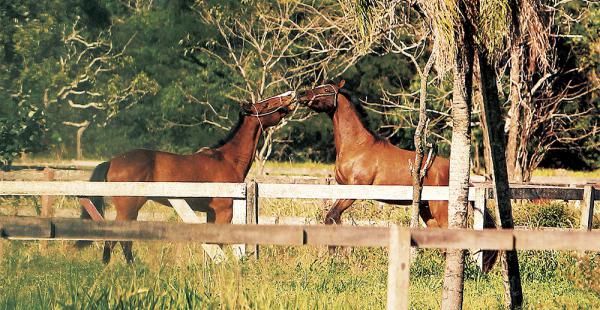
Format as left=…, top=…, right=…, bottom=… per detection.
left=253, top=181, right=260, bottom=259
left=169, top=199, right=226, bottom=263
left=571, top=184, right=581, bottom=209
left=40, top=168, right=55, bottom=251
left=472, top=187, right=487, bottom=270
left=387, top=225, right=411, bottom=310
left=40, top=168, right=55, bottom=217
left=232, top=185, right=248, bottom=258
left=580, top=185, right=595, bottom=231
left=0, top=224, right=4, bottom=261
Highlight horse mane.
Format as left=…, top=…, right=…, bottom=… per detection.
left=338, top=88, right=384, bottom=142
left=204, top=111, right=246, bottom=150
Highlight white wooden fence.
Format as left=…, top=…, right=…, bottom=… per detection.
left=0, top=181, right=247, bottom=262
left=0, top=180, right=598, bottom=309
left=0, top=181, right=597, bottom=266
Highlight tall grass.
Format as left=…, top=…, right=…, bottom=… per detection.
left=1, top=240, right=599, bottom=309
left=2, top=181, right=600, bottom=308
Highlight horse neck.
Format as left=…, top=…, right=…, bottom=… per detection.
left=217, top=116, right=262, bottom=178
left=332, top=94, right=376, bottom=156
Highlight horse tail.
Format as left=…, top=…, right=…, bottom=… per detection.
left=75, top=161, right=110, bottom=248
left=481, top=209, right=499, bottom=273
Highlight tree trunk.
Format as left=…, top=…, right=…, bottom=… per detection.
left=76, top=123, right=89, bottom=160
left=410, top=47, right=436, bottom=236
left=473, top=56, right=492, bottom=180
left=255, top=128, right=274, bottom=176
left=478, top=51, right=524, bottom=309
left=441, top=12, right=474, bottom=310
left=62, top=120, right=92, bottom=161
left=506, top=43, right=522, bottom=183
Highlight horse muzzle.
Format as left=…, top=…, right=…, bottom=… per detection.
left=296, top=92, right=315, bottom=107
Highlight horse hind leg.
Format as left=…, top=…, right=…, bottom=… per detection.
left=103, top=241, right=118, bottom=264
left=420, top=201, right=448, bottom=228
left=105, top=196, right=145, bottom=264
left=121, top=241, right=135, bottom=264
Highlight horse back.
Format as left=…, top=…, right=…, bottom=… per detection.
left=106, top=149, right=239, bottom=183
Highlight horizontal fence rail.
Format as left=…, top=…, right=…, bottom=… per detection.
left=258, top=184, right=467, bottom=200
left=3, top=167, right=600, bottom=187
left=0, top=181, right=597, bottom=201
left=2, top=217, right=600, bottom=251
left=256, top=183, right=598, bottom=201
left=0, top=181, right=246, bottom=198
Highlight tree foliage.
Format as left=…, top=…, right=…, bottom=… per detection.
left=0, top=0, right=597, bottom=171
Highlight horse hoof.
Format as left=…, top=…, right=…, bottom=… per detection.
left=74, top=240, right=93, bottom=249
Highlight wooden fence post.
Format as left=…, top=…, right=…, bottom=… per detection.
left=169, top=199, right=226, bottom=263
left=232, top=191, right=248, bottom=258
left=0, top=224, right=4, bottom=261
left=387, top=225, right=411, bottom=310
left=40, top=168, right=55, bottom=217
left=580, top=185, right=595, bottom=231
left=570, top=184, right=581, bottom=209
left=40, top=168, right=55, bottom=251
left=472, top=187, right=487, bottom=270
left=252, top=181, right=260, bottom=259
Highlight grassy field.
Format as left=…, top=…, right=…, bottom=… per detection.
left=2, top=161, right=600, bottom=308
left=14, top=156, right=600, bottom=177
left=1, top=238, right=599, bottom=309
left=2, top=196, right=600, bottom=309
left=532, top=168, right=600, bottom=179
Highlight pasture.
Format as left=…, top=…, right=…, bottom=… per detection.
left=1, top=181, right=600, bottom=309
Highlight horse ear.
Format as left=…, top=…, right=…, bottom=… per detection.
left=241, top=102, right=252, bottom=112
left=338, top=79, right=346, bottom=88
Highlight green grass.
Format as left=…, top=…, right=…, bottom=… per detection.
left=1, top=241, right=599, bottom=309
left=533, top=168, right=600, bottom=178
left=2, top=161, right=600, bottom=308
left=2, top=198, right=600, bottom=308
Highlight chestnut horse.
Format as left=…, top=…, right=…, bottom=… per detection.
left=298, top=81, right=498, bottom=272
left=78, top=91, right=296, bottom=263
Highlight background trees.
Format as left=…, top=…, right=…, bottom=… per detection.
left=0, top=0, right=597, bottom=175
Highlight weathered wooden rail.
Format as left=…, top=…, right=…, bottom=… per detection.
left=2, top=217, right=600, bottom=310
left=2, top=217, right=600, bottom=251
left=252, top=182, right=598, bottom=267
left=0, top=180, right=597, bottom=267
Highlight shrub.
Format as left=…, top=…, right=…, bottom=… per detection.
left=513, top=201, right=577, bottom=228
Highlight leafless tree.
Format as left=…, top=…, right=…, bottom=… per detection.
left=189, top=0, right=408, bottom=172
left=40, top=17, right=158, bottom=159
left=502, top=0, right=597, bottom=182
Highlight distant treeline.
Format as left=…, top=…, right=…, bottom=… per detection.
left=1, top=0, right=598, bottom=172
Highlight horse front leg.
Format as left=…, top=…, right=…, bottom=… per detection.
left=325, top=199, right=356, bottom=225
left=325, top=199, right=355, bottom=254
left=210, top=198, right=233, bottom=224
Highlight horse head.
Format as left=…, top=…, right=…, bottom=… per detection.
left=297, top=80, right=346, bottom=113
left=241, top=90, right=296, bottom=127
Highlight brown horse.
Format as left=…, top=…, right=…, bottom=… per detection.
left=78, top=91, right=296, bottom=263
left=297, top=81, right=498, bottom=272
